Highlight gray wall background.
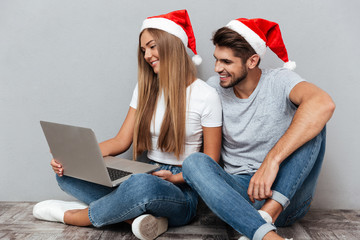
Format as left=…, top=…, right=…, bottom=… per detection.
left=1, top=0, right=359, bottom=209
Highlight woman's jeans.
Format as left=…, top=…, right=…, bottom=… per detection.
left=56, top=162, right=198, bottom=227
left=183, top=127, right=326, bottom=240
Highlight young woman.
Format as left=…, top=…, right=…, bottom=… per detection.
left=33, top=10, right=222, bottom=240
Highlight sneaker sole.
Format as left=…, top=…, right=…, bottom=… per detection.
left=132, top=214, right=168, bottom=240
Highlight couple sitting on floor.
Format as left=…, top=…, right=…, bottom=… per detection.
left=33, top=9, right=335, bottom=240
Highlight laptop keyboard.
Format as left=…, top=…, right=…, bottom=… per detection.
left=107, top=167, right=132, bottom=181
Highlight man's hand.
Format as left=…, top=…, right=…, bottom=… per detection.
left=247, top=159, right=280, bottom=203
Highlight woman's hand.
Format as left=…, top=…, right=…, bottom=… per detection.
left=152, top=170, right=185, bottom=184
left=51, top=159, right=64, bottom=177
left=151, top=170, right=174, bottom=181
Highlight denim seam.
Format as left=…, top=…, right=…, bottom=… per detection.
left=284, top=196, right=312, bottom=226
left=277, top=134, right=321, bottom=210
left=184, top=161, right=248, bottom=199
left=89, top=198, right=189, bottom=227
left=216, top=164, right=249, bottom=195
left=88, top=206, right=96, bottom=227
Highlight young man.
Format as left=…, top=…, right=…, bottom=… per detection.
left=183, top=18, right=335, bottom=240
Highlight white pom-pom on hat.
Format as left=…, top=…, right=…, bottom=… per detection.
left=283, top=60, right=296, bottom=70
left=192, top=55, right=202, bottom=65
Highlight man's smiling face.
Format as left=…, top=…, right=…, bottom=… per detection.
left=213, top=45, right=248, bottom=88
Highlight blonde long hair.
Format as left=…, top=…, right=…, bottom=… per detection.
left=133, top=28, right=197, bottom=160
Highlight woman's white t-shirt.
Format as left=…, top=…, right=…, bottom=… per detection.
left=130, top=79, right=222, bottom=165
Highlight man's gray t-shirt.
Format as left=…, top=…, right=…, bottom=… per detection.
left=207, top=68, right=305, bottom=175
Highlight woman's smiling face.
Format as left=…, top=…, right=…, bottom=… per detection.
left=140, top=30, right=160, bottom=74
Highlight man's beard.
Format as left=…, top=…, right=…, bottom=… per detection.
left=221, top=68, right=248, bottom=89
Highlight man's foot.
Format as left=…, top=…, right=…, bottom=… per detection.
left=33, top=200, right=88, bottom=223
left=132, top=214, right=168, bottom=240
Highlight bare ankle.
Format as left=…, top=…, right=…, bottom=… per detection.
left=64, top=208, right=91, bottom=226
left=263, top=231, right=285, bottom=240
left=125, top=218, right=134, bottom=225
left=261, top=199, right=283, bottom=222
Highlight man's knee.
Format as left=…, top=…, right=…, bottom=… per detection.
left=183, top=152, right=212, bottom=177
left=183, top=152, right=217, bottom=190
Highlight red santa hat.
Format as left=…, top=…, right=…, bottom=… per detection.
left=140, top=9, right=202, bottom=65
left=226, top=18, right=296, bottom=70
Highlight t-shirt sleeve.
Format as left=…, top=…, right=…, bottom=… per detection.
left=201, top=88, right=222, bottom=127
left=279, top=69, right=306, bottom=97
left=272, top=69, right=306, bottom=103
left=129, top=83, right=138, bottom=109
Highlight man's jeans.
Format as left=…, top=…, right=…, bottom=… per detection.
left=56, top=162, right=198, bottom=227
left=183, top=127, right=326, bottom=240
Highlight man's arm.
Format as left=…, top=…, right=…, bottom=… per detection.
left=248, top=81, right=335, bottom=203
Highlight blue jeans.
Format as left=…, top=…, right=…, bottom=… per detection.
left=183, top=127, right=326, bottom=240
left=56, top=161, right=198, bottom=227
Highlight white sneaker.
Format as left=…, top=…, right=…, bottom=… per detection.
left=132, top=214, right=168, bottom=240
left=238, top=237, right=249, bottom=240
left=33, top=200, right=88, bottom=223
left=258, top=210, right=273, bottom=224
left=238, top=210, right=273, bottom=240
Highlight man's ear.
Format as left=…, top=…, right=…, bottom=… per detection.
left=247, top=54, right=260, bottom=69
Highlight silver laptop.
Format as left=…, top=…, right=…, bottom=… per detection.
left=40, top=121, right=159, bottom=187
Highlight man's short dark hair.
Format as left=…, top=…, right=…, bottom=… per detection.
left=212, top=27, right=260, bottom=66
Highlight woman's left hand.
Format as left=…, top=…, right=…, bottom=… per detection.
left=152, top=170, right=174, bottom=181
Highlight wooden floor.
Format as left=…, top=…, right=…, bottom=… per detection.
left=0, top=201, right=359, bottom=240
